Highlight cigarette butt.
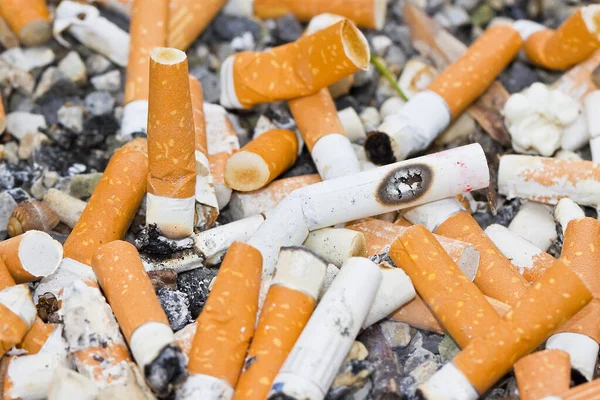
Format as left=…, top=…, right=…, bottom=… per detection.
left=556, top=378, right=600, bottom=400
left=2, top=352, right=67, bottom=400
left=42, top=189, right=87, bottom=229
left=121, top=0, right=169, bottom=139
left=190, top=75, right=219, bottom=229
left=0, top=93, right=5, bottom=134
left=92, top=241, right=185, bottom=396
left=514, top=349, right=571, bottom=400
left=555, top=198, right=585, bottom=235
left=328, top=75, right=354, bottom=98
left=393, top=216, right=412, bottom=227
left=32, top=257, right=98, bottom=303
left=551, top=49, right=600, bottom=105
left=221, top=20, right=369, bottom=109
left=428, top=25, right=522, bottom=119
left=524, top=5, right=600, bottom=70
left=233, top=247, right=327, bottom=400
left=0, top=10, right=19, bottom=50
left=0, top=283, right=36, bottom=358
left=508, top=201, right=557, bottom=252
left=390, top=225, right=502, bottom=348
left=399, top=59, right=438, bottom=99
left=224, top=129, right=298, bottom=192
left=485, top=224, right=556, bottom=283
left=48, top=366, right=100, bottom=400
left=18, top=318, right=56, bottom=355
left=0, top=257, right=15, bottom=291
left=146, top=47, right=196, bottom=239
left=0, top=231, right=62, bottom=283
left=337, top=107, right=366, bottom=143
left=174, top=321, right=196, bottom=358
left=167, top=0, right=227, bottom=50
left=302, top=228, right=367, bottom=266
left=0, top=0, right=51, bottom=46
left=389, top=295, right=445, bottom=334
left=181, top=242, right=262, bottom=398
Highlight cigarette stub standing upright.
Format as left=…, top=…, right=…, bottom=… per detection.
left=121, top=0, right=168, bottom=139
left=0, top=0, right=51, bottom=46
left=0, top=230, right=62, bottom=283
left=146, top=47, right=196, bottom=239
left=168, top=0, right=227, bottom=50
left=514, top=350, right=571, bottom=400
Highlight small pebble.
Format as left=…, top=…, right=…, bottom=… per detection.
left=156, top=288, right=191, bottom=332
left=69, top=172, right=103, bottom=199
left=90, top=70, right=121, bottom=92
left=57, top=105, right=84, bottom=133
left=18, top=132, right=50, bottom=160
left=275, top=14, right=303, bottom=43
left=58, top=51, right=87, bottom=84
left=85, top=54, right=112, bottom=75
left=0, top=191, right=17, bottom=232
left=85, top=91, right=115, bottom=116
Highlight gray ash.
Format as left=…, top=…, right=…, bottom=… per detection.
left=144, top=345, right=187, bottom=398
left=177, top=267, right=217, bottom=319
left=156, top=288, right=191, bottom=332
left=135, top=224, right=193, bottom=258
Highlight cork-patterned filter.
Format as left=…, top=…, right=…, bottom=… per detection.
left=435, top=211, right=529, bottom=305
left=63, top=138, right=148, bottom=266
left=554, top=217, right=600, bottom=342
left=147, top=47, right=196, bottom=199
left=225, top=129, right=298, bottom=192
left=390, top=224, right=502, bottom=348
left=428, top=25, right=523, bottom=119
left=525, top=7, right=600, bottom=70
left=523, top=252, right=557, bottom=283
left=0, top=303, right=28, bottom=357
left=73, top=344, right=131, bottom=385
left=205, top=103, right=239, bottom=189
left=168, top=0, right=227, bottom=50
left=188, top=242, right=262, bottom=387
left=189, top=76, right=208, bottom=156
left=514, top=349, right=571, bottom=400
left=232, top=20, right=369, bottom=108
left=124, top=0, right=169, bottom=104
left=289, top=89, right=346, bottom=151
left=0, top=258, right=14, bottom=291
left=453, top=260, right=592, bottom=394
left=233, top=285, right=316, bottom=400
left=560, top=378, right=600, bottom=400
left=92, top=241, right=170, bottom=342
left=552, top=49, right=600, bottom=104
left=18, top=318, right=55, bottom=355
left=0, top=0, right=50, bottom=46
left=390, top=295, right=444, bottom=334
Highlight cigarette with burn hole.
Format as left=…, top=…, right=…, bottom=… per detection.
left=92, top=241, right=186, bottom=396
left=514, top=349, right=571, bottom=400
left=419, top=259, right=592, bottom=400
left=233, top=247, right=327, bottom=400
left=485, top=224, right=556, bottom=283
left=0, top=284, right=36, bottom=357
left=585, top=91, right=600, bottom=162
left=554, top=198, right=585, bottom=235
left=53, top=1, right=130, bottom=67
left=390, top=225, right=503, bottom=348
left=508, top=201, right=557, bottom=252
left=121, top=0, right=168, bottom=140
left=220, top=20, right=370, bottom=109
left=366, top=24, right=522, bottom=163
left=167, top=0, right=227, bottom=50
left=546, top=218, right=600, bottom=382
left=0, top=230, right=62, bottom=283
left=0, top=0, right=51, bottom=46
left=498, top=155, right=600, bottom=206
left=229, top=175, right=321, bottom=220
left=520, top=5, right=600, bottom=70
left=179, top=242, right=262, bottom=399
left=189, top=76, right=219, bottom=230
left=43, top=189, right=87, bottom=229
left=267, top=257, right=381, bottom=400
left=225, top=129, right=298, bottom=192
left=302, top=228, right=367, bottom=266
left=146, top=48, right=196, bottom=239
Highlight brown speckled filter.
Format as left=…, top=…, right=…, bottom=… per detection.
left=18, top=318, right=56, bottom=355
left=558, top=378, right=600, bottom=399
left=168, top=0, right=227, bottom=50
left=0, top=258, right=13, bottom=290
left=514, top=349, right=571, bottom=400
left=189, top=76, right=208, bottom=156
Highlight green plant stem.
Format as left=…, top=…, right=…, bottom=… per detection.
left=370, top=55, right=408, bottom=102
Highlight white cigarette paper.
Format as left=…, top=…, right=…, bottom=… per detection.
left=337, top=107, right=366, bottom=143
left=546, top=332, right=599, bottom=382
left=311, top=133, right=362, bottom=181
left=554, top=198, right=585, bottom=234
left=508, top=201, right=557, bottom=251
left=585, top=91, right=600, bottom=162
left=43, top=189, right=87, bottom=229
left=302, top=228, right=367, bottom=267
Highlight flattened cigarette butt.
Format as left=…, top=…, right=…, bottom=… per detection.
left=224, top=129, right=298, bottom=192
left=302, top=227, right=367, bottom=267
left=0, top=283, right=36, bottom=357
left=390, top=225, right=502, bottom=348
left=0, top=231, right=62, bottom=283
left=508, top=201, right=557, bottom=252
left=2, top=352, right=67, bottom=400
left=146, top=47, right=196, bottom=239
left=220, top=20, right=369, bottom=109
left=268, top=258, right=382, bottom=399
left=43, top=189, right=87, bottom=229
left=92, top=241, right=186, bottom=396
left=63, top=138, right=148, bottom=266
left=229, top=174, right=321, bottom=220
left=180, top=242, right=262, bottom=399
left=0, top=0, right=51, bottom=46
left=168, top=0, right=227, bottom=50
left=233, top=247, right=327, bottom=400
left=524, top=5, right=600, bottom=70
left=514, top=349, right=571, bottom=400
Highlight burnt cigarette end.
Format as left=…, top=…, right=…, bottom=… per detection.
left=376, top=163, right=432, bottom=206
left=144, top=345, right=187, bottom=397
left=365, top=131, right=396, bottom=166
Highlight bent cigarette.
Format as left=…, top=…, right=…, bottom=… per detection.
left=121, top=0, right=169, bottom=139
left=190, top=76, right=219, bottom=230
left=508, top=201, right=557, bottom=252
left=555, top=198, right=585, bottom=235
left=220, top=20, right=369, bottom=109
left=180, top=242, right=262, bottom=399
left=0, top=284, right=36, bottom=357
left=390, top=225, right=502, bottom=348
left=43, top=189, right=87, bottom=229
left=523, top=5, right=600, bottom=70
left=2, top=352, right=67, bottom=400
left=0, top=230, right=62, bottom=283
left=419, top=259, right=592, bottom=400
left=0, top=0, right=51, bottom=46
left=167, top=0, right=227, bottom=50
left=146, top=48, right=196, bottom=239
left=498, top=155, right=600, bottom=206
left=92, top=241, right=186, bottom=396
left=302, top=228, right=367, bottom=267
left=233, top=247, right=327, bottom=400
left=514, top=350, right=571, bottom=400
left=268, top=257, right=382, bottom=400
left=225, top=129, right=298, bottom=192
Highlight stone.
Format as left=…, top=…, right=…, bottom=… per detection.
left=30, top=171, right=59, bottom=200
left=2, top=142, right=18, bottom=164
left=69, top=172, right=103, bottom=199
left=90, top=70, right=121, bottom=92
left=231, top=32, right=256, bottom=52
left=58, top=51, right=87, bottom=84
left=0, top=191, right=17, bottom=232
left=190, top=66, right=221, bottom=103
left=85, top=54, right=112, bottom=75
left=1, top=47, right=54, bottom=71
left=471, top=3, right=496, bottom=26
left=18, top=132, right=50, bottom=159
left=500, top=61, right=539, bottom=94
left=6, top=112, right=47, bottom=140
left=404, top=347, right=438, bottom=373
left=6, top=188, right=30, bottom=203
left=371, top=35, right=393, bottom=57
left=422, top=333, right=444, bottom=354
left=409, top=359, right=442, bottom=386
left=456, top=0, right=483, bottom=10
left=33, top=67, right=68, bottom=99
left=379, top=320, right=412, bottom=348
left=383, top=24, right=413, bottom=55
left=434, top=5, right=471, bottom=28
left=212, top=14, right=261, bottom=41
left=0, top=60, right=35, bottom=95
left=85, top=91, right=115, bottom=116
left=275, top=14, right=303, bottom=43
left=384, top=45, right=407, bottom=73
left=57, top=104, right=84, bottom=133
left=156, top=288, right=191, bottom=332
left=353, top=64, right=377, bottom=88
left=438, top=334, right=461, bottom=362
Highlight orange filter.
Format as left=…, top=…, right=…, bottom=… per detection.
left=0, top=258, right=14, bottom=290
left=390, top=295, right=444, bottom=334
left=514, top=349, right=571, bottom=400
left=393, top=216, right=412, bottom=227
left=524, top=6, right=600, bottom=70
left=63, top=138, right=148, bottom=266
left=0, top=0, right=51, bottom=46
left=186, top=242, right=262, bottom=391
left=0, top=303, right=28, bottom=357
left=221, top=20, right=369, bottom=109
left=390, top=225, right=502, bottom=348
left=427, top=25, right=523, bottom=119
left=559, top=378, right=600, bottom=400
left=167, top=0, right=227, bottom=50
left=18, top=318, right=56, bottom=355
left=0, top=231, right=62, bottom=283
left=435, top=211, right=529, bottom=305
left=224, top=129, right=298, bottom=192
left=0, top=94, right=5, bottom=134
left=0, top=284, right=36, bottom=358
